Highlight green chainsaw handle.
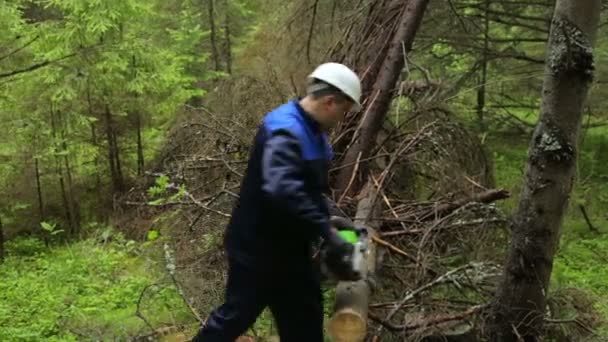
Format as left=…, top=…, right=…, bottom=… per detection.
left=329, top=216, right=367, bottom=244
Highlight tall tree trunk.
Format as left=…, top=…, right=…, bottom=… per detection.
left=306, top=0, right=319, bottom=65
left=58, top=110, right=80, bottom=236
left=50, top=107, right=73, bottom=235
left=476, top=0, right=490, bottom=132
left=90, top=122, right=101, bottom=190
left=334, top=0, right=430, bottom=198
left=35, top=157, right=44, bottom=221
left=208, top=0, right=221, bottom=71
left=488, top=1, right=601, bottom=341
left=136, top=111, right=144, bottom=176
left=330, top=0, right=402, bottom=156
left=86, top=80, right=102, bottom=191
left=223, top=0, right=232, bottom=74
left=0, top=214, right=4, bottom=263
left=113, top=127, right=124, bottom=189
left=105, top=104, right=124, bottom=193
left=34, top=157, right=49, bottom=246
left=330, top=0, right=338, bottom=34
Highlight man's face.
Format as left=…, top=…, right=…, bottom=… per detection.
left=321, top=95, right=354, bottom=128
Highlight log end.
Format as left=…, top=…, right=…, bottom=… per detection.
left=327, top=308, right=367, bottom=342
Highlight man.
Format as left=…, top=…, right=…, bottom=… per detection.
left=192, top=62, right=362, bottom=342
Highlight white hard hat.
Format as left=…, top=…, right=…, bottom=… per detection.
left=308, top=62, right=362, bottom=110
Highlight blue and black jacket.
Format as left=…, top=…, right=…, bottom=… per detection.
left=224, top=99, right=333, bottom=268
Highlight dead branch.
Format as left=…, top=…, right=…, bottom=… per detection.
left=372, top=235, right=417, bottom=263
left=579, top=205, right=599, bottom=233
left=370, top=304, right=486, bottom=332
left=135, top=283, right=165, bottom=331
left=167, top=184, right=231, bottom=218
left=376, top=263, right=477, bottom=335
left=382, top=189, right=509, bottom=229
left=380, top=217, right=506, bottom=237
left=163, top=243, right=205, bottom=324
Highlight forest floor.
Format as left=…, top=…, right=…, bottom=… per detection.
left=1, top=127, right=606, bottom=341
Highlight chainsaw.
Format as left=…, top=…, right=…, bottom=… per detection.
left=320, top=216, right=369, bottom=281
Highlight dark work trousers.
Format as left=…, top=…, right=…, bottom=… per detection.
left=192, top=258, right=324, bottom=342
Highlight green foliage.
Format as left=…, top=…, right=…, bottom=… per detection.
left=146, top=229, right=160, bottom=241
left=147, top=174, right=170, bottom=198
left=0, top=0, right=221, bottom=230
left=146, top=175, right=187, bottom=207
left=0, top=236, right=193, bottom=341
left=41, top=221, right=63, bottom=236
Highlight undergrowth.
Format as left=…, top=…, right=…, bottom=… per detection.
left=489, top=126, right=608, bottom=331
left=0, top=231, right=194, bottom=341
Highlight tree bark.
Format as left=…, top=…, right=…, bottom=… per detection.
left=306, top=0, right=319, bottom=65
left=105, top=104, right=124, bottom=193
left=58, top=110, right=80, bottom=236
left=90, top=122, right=101, bottom=190
left=136, top=111, right=144, bottom=176
left=488, top=1, right=601, bottom=340
left=330, top=0, right=402, bottom=156
left=35, top=157, right=44, bottom=222
left=476, top=0, right=490, bottom=132
left=86, top=81, right=101, bottom=191
left=50, top=107, right=73, bottom=235
left=334, top=0, right=430, bottom=198
left=0, top=214, right=4, bottom=263
left=34, top=157, right=49, bottom=246
left=113, top=127, right=124, bottom=189
left=223, top=0, right=232, bottom=74
left=208, top=0, right=221, bottom=71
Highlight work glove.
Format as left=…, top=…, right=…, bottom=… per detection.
left=323, top=230, right=361, bottom=281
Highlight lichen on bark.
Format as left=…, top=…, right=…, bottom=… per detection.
left=531, top=123, right=575, bottom=165
left=548, top=18, right=595, bottom=80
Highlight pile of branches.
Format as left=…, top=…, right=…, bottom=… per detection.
left=118, top=101, right=513, bottom=341
left=326, top=117, right=510, bottom=340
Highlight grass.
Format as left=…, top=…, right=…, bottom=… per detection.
left=0, top=232, right=194, bottom=341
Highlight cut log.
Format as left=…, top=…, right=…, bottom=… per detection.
left=328, top=181, right=379, bottom=341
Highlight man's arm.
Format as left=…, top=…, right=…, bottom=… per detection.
left=261, top=130, right=332, bottom=239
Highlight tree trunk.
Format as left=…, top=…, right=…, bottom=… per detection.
left=136, top=111, right=144, bottom=176
left=35, top=157, right=44, bottom=221
left=334, top=0, right=430, bottom=198
left=328, top=181, right=380, bottom=342
left=34, top=157, right=49, bottom=246
left=113, top=127, right=124, bottom=189
left=488, top=1, right=601, bottom=341
left=91, top=122, right=101, bottom=190
left=330, top=0, right=403, bottom=157
left=208, top=0, right=221, bottom=71
left=476, top=0, right=490, bottom=132
left=86, top=81, right=101, bottom=190
left=306, top=0, right=319, bottom=65
left=105, top=104, right=124, bottom=193
left=0, top=214, right=4, bottom=263
left=50, top=107, right=73, bottom=235
left=223, top=0, right=232, bottom=74
left=58, top=111, right=80, bottom=236
left=330, top=0, right=338, bottom=34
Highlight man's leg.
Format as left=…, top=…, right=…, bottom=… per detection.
left=192, top=261, right=266, bottom=342
left=268, top=266, right=324, bottom=342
